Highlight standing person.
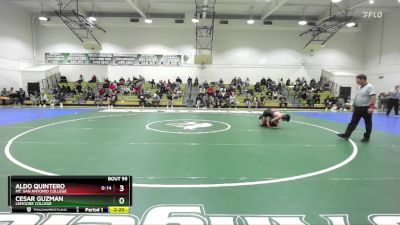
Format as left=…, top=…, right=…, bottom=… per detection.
left=386, top=85, right=400, bottom=116
left=337, top=74, right=376, bottom=142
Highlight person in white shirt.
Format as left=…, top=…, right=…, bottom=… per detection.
left=338, top=74, right=376, bottom=143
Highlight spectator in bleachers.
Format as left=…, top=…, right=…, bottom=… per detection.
left=109, top=91, right=117, bottom=109
left=166, top=92, right=174, bottom=110
left=76, top=83, right=83, bottom=93
left=279, top=96, right=288, bottom=108
left=260, top=77, right=267, bottom=86
left=229, top=92, right=237, bottom=109
left=152, top=93, right=160, bottom=107
left=260, top=96, right=266, bottom=107
left=89, top=75, right=97, bottom=83
left=119, top=77, right=125, bottom=86
left=196, top=94, right=203, bottom=109
left=194, top=77, right=199, bottom=86
left=203, top=80, right=209, bottom=88
left=30, top=92, right=40, bottom=106
left=176, top=76, right=182, bottom=84
left=245, top=77, right=250, bottom=87
left=255, top=82, right=261, bottom=92
left=187, top=77, right=192, bottom=87
left=306, top=94, right=315, bottom=109
left=39, top=93, right=48, bottom=107
left=252, top=96, right=259, bottom=108
left=286, top=78, right=291, bottom=86
left=207, top=86, right=215, bottom=96
left=244, top=95, right=252, bottom=109
left=77, top=74, right=84, bottom=84
left=324, top=96, right=333, bottom=110
left=16, top=88, right=26, bottom=106
left=218, top=78, right=224, bottom=86
left=1, top=88, right=8, bottom=105
left=138, top=92, right=146, bottom=108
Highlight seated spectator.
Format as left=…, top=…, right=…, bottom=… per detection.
left=306, top=94, right=315, bottom=108
left=89, top=75, right=97, bottom=83
left=30, top=92, right=40, bottom=106
left=254, top=82, right=261, bottom=92
left=218, top=78, right=224, bottom=86
left=196, top=94, right=203, bottom=109
left=76, top=83, right=83, bottom=93
left=324, top=96, right=333, bottom=109
left=126, top=78, right=132, bottom=86
left=1, top=88, right=8, bottom=105
left=39, top=93, right=48, bottom=107
left=121, top=86, right=131, bottom=95
left=152, top=94, right=160, bottom=107
left=119, top=77, right=125, bottom=86
left=138, top=75, right=145, bottom=83
left=95, top=91, right=105, bottom=107
left=60, top=76, right=68, bottom=83
left=244, top=95, right=252, bottom=109
left=8, top=88, right=18, bottom=105
left=109, top=91, right=118, bottom=109
left=138, top=92, right=146, bottom=108
left=279, top=96, right=288, bottom=108
left=207, top=86, right=215, bottom=96
left=229, top=92, right=237, bottom=109
left=260, top=77, right=267, bottom=86
left=199, top=86, right=206, bottom=94
left=260, top=96, right=266, bottom=106
left=273, top=91, right=278, bottom=100
left=286, top=78, right=291, bottom=86
left=166, top=92, right=174, bottom=110
left=76, top=74, right=84, bottom=84
left=252, top=96, right=259, bottom=108
left=149, top=79, right=155, bottom=88
left=16, top=88, right=26, bottom=105
left=176, top=76, right=182, bottom=84
left=109, top=82, right=117, bottom=92
left=203, top=80, right=209, bottom=88
left=245, top=77, right=250, bottom=87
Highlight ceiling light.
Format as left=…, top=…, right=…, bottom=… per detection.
left=87, top=16, right=97, bottom=22
left=247, top=19, right=255, bottom=25
left=331, top=0, right=342, bottom=3
left=369, top=0, right=374, bottom=4
left=38, top=16, right=49, bottom=21
left=192, top=18, right=199, bottom=23
left=144, top=18, right=153, bottom=24
left=298, top=20, right=307, bottom=25
left=346, top=22, right=356, bottom=27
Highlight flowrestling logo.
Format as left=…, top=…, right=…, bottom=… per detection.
left=0, top=205, right=399, bottom=225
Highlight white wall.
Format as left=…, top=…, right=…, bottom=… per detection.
left=35, top=21, right=368, bottom=85
left=364, top=11, right=400, bottom=93
left=0, top=1, right=34, bottom=89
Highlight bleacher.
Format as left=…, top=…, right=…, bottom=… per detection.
left=20, top=74, right=336, bottom=109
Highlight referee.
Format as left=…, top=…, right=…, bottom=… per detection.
left=337, top=74, right=376, bottom=142
left=386, top=85, right=399, bottom=116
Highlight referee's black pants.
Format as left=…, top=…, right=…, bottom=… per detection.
left=344, top=106, right=372, bottom=139
left=386, top=98, right=399, bottom=115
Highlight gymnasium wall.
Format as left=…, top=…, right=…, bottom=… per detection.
left=0, top=1, right=34, bottom=89
left=34, top=20, right=367, bottom=84
left=364, top=11, right=400, bottom=93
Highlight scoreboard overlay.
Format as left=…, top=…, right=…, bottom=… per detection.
left=8, top=176, right=132, bottom=213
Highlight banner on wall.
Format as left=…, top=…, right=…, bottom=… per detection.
left=44, top=53, right=182, bottom=66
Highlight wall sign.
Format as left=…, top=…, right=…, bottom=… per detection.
left=45, top=53, right=182, bottom=66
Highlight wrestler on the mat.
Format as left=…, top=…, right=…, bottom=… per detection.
left=259, top=108, right=290, bottom=128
